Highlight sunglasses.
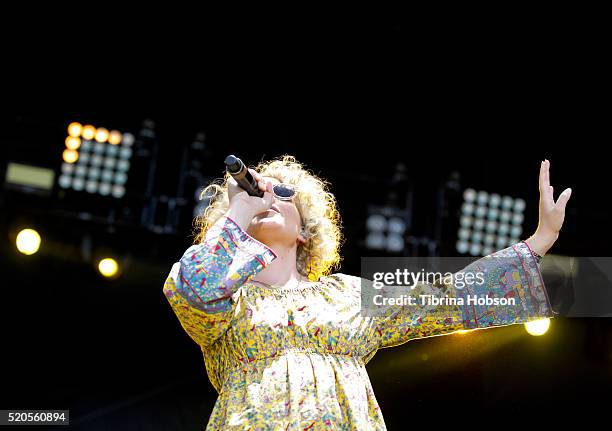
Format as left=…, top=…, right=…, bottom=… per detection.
left=271, top=183, right=298, bottom=201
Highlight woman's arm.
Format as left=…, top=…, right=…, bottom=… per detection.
left=163, top=169, right=277, bottom=348
left=376, top=242, right=551, bottom=348
left=163, top=215, right=276, bottom=348
left=377, top=160, right=572, bottom=349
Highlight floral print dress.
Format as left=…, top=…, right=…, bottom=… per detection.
left=163, top=216, right=552, bottom=430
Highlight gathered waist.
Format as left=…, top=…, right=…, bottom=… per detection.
left=234, top=347, right=365, bottom=369
left=214, top=348, right=365, bottom=395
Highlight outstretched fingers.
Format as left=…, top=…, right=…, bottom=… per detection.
left=539, top=160, right=555, bottom=207
left=555, top=188, right=572, bottom=211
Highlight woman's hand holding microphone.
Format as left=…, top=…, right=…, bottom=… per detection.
left=226, top=169, right=274, bottom=230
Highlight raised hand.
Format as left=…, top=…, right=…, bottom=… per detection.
left=526, top=159, right=572, bottom=256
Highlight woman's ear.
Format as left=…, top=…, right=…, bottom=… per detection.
left=297, top=227, right=308, bottom=244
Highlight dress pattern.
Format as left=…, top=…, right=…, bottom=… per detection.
left=163, top=216, right=553, bottom=430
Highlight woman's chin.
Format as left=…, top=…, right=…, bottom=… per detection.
left=248, top=216, right=284, bottom=236
left=252, top=210, right=283, bottom=223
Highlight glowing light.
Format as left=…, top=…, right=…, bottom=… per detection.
left=365, top=232, right=385, bottom=250
left=524, top=318, right=550, bottom=336
left=108, top=130, right=122, bottom=145
left=98, top=258, right=119, bottom=278
left=461, top=202, right=474, bottom=215
left=463, top=188, right=476, bottom=202
left=457, top=188, right=527, bottom=256
left=469, top=243, right=482, bottom=256
left=366, top=214, right=387, bottom=232
left=111, top=185, right=125, bottom=198
left=95, top=127, right=109, bottom=143
left=455, top=329, right=472, bottom=334
left=82, top=125, right=96, bottom=140
left=72, top=177, right=84, bottom=190
left=388, top=217, right=407, bottom=234
left=58, top=175, right=71, bottom=188
left=68, top=122, right=82, bottom=137
left=386, top=233, right=404, bottom=252
left=16, top=229, right=41, bottom=255
left=59, top=124, right=132, bottom=198
left=62, top=149, right=79, bottom=164
left=477, top=191, right=489, bottom=205
left=122, top=133, right=135, bottom=146
left=456, top=240, right=469, bottom=254
left=65, top=136, right=81, bottom=150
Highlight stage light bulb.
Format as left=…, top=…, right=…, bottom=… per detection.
left=108, top=130, right=122, bottom=145
left=525, top=318, right=550, bottom=336
left=366, top=214, right=387, bottom=232
left=489, top=194, right=501, bottom=207
left=62, top=149, right=79, bottom=164
left=386, top=233, right=404, bottom=252
left=365, top=232, right=385, bottom=250
left=95, top=128, right=109, bottom=143
left=456, top=240, right=469, bottom=254
left=98, top=258, right=119, bottom=278
left=463, top=189, right=476, bottom=202
left=68, top=122, right=82, bottom=137
left=16, top=229, right=41, bottom=255
left=477, top=191, right=489, bottom=205
left=461, top=202, right=474, bottom=215
left=514, top=198, right=526, bottom=212
left=65, top=136, right=81, bottom=150
left=122, top=133, right=135, bottom=146
left=82, top=125, right=96, bottom=140
left=388, top=217, right=406, bottom=234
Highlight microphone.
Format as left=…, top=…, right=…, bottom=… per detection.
left=224, top=155, right=264, bottom=197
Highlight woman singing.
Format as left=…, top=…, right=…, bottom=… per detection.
left=162, top=156, right=571, bottom=430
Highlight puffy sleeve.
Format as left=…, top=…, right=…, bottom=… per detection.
left=163, top=216, right=276, bottom=348
left=377, top=241, right=554, bottom=349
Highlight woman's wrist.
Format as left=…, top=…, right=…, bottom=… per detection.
left=525, top=230, right=558, bottom=257
left=226, top=201, right=256, bottom=231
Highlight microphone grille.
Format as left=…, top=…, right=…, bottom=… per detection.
left=224, top=155, right=242, bottom=173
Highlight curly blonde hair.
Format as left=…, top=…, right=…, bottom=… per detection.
left=193, top=155, right=343, bottom=281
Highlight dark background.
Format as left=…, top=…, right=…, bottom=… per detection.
left=1, top=23, right=612, bottom=431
